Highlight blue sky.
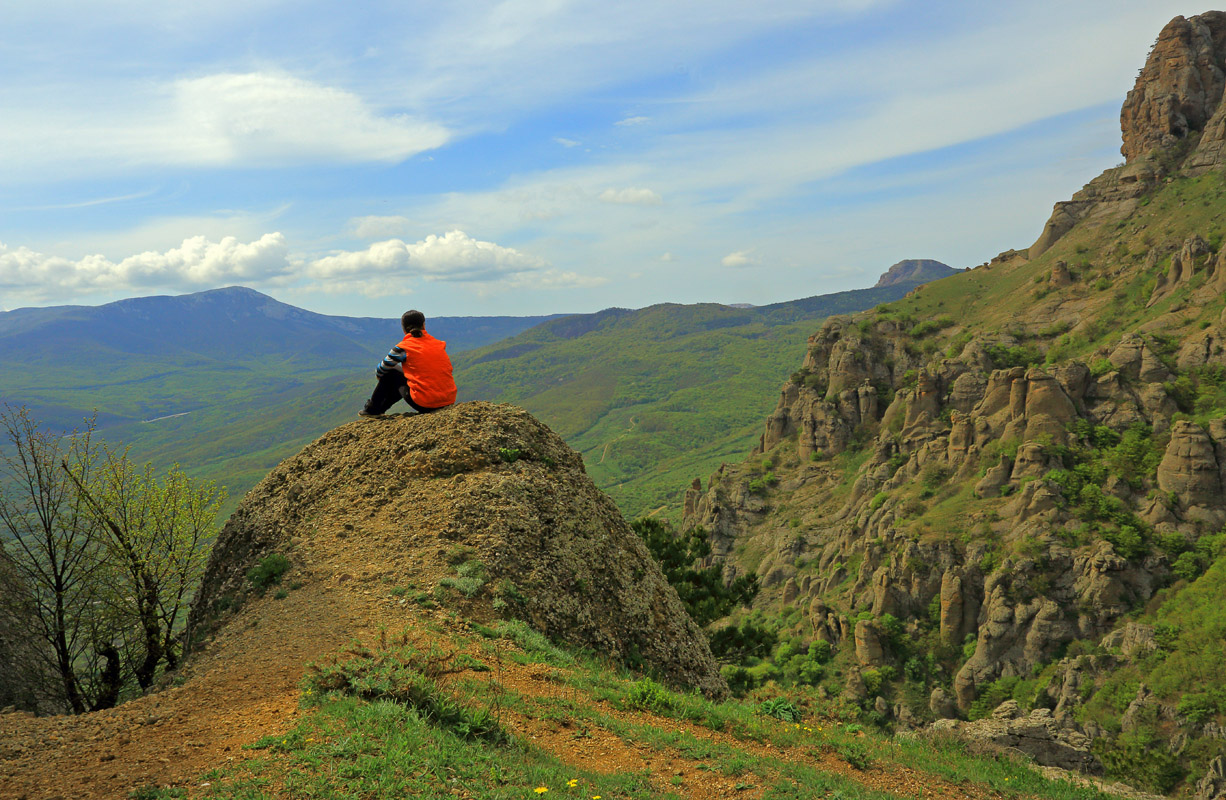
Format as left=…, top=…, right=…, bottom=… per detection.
left=0, top=0, right=1206, bottom=317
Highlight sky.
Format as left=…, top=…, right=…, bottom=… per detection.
left=0, top=0, right=1209, bottom=317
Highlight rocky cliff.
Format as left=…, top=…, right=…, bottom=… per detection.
left=1121, top=12, right=1226, bottom=163
left=1031, top=12, right=1226, bottom=259
left=189, top=402, right=727, bottom=698
left=679, top=12, right=1226, bottom=796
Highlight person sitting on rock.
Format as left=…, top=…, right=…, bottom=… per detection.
left=360, top=310, right=457, bottom=417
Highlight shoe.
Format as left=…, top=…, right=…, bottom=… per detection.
left=358, top=408, right=382, bottom=418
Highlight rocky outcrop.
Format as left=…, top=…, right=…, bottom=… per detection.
left=1030, top=161, right=1160, bottom=258
left=190, top=402, right=727, bottom=698
left=677, top=14, right=1226, bottom=795
left=1121, top=12, right=1226, bottom=163
left=853, top=619, right=885, bottom=665
left=931, top=701, right=1102, bottom=774
left=1158, top=420, right=1226, bottom=526
left=1199, top=755, right=1226, bottom=800
left=1033, top=13, right=1226, bottom=257
left=1149, top=235, right=1216, bottom=306
left=873, top=259, right=958, bottom=288
left=682, top=298, right=1226, bottom=714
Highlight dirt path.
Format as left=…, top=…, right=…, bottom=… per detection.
left=0, top=519, right=1032, bottom=800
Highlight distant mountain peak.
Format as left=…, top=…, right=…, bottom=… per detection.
left=873, top=259, right=957, bottom=288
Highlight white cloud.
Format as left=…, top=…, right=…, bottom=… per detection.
left=0, top=234, right=291, bottom=300
left=615, top=116, right=650, bottom=127
left=721, top=250, right=754, bottom=268
left=0, top=72, right=450, bottom=178
left=598, top=187, right=663, bottom=205
left=553, top=137, right=581, bottom=147
left=660, top=252, right=676, bottom=262
left=0, top=228, right=605, bottom=304
left=350, top=215, right=417, bottom=239
left=19, top=188, right=159, bottom=211
left=304, top=230, right=603, bottom=291
left=169, top=73, right=450, bottom=165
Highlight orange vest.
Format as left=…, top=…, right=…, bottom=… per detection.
left=399, top=332, right=457, bottom=408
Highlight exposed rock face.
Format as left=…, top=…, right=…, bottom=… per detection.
left=190, top=402, right=727, bottom=698
left=676, top=13, right=1226, bottom=794
left=1121, top=12, right=1226, bottom=162
left=853, top=620, right=885, bottom=665
left=873, top=259, right=958, bottom=288
left=1158, top=420, right=1225, bottom=511
left=1032, top=13, right=1226, bottom=257
left=1029, top=161, right=1160, bottom=258
left=931, top=702, right=1102, bottom=774
left=682, top=310, right=1226, bottom=712
left=1199, top=755, right=1226, bottom=800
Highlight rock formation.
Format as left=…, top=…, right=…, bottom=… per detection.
left=931, top=701, right=1101, bottom=774
left=190, top=402, right=727, bottom=698
left=674, top=11, right=1226, bottom=796
left=1121, top=12, right=1226, bottom=162
left=1032, top=12, right=1226, bottom=258
left=873, top=259, right=958, bottom=288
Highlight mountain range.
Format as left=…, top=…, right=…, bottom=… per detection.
left=0, top=262, right=955, bottom=517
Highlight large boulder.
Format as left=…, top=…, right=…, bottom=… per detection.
left=931, top=704, right=1101, bottom=774
left=188, top=402, right=727, bottom=698
left=1158, top=420, right=1224, bottom=509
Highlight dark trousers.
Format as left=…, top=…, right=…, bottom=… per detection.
left=364, top=371, right=445, bottom=415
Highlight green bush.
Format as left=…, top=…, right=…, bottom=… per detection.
left=909, top=316, right=955, bottom=338
left=439, top=560, right=487, bottom=598
left=708, top=618, right=777, bottom=662
left=721, top=664, right=755, bottom=695
left=834, top=741, right=872, bottom=770
left=632, top=519, right=757, bottom=627
left=1177, top=691, right=1223, bottom=724
left=625, top=678, right=673, bottom=713
left=1094, top=736, right=1185, bottom=794
left=986, top=343, right=1043, bottom=369
left=247, top=553, right=291, bottom=593
left=303, top=639, right=505, bottom=743
left=758, top=697, right=803, bottom=722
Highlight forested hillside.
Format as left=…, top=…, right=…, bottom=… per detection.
left=454, top=278, right=954, bottom=518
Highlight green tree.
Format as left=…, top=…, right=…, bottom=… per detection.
left=67, top=445, right=225, bottom=688
left=0, top=406, right=111, bottom=712
left=0, top=405, right=223, bottom=712
left=631, top=518, right=757, bottom=627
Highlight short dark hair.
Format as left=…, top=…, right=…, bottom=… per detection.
left=401, top=309, right=426, bottom=336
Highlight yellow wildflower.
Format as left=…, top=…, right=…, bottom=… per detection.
left=535, top=788, right=548, bottom=795
left=567, top=779, right=578, bottom=788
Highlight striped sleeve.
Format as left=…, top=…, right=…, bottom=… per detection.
left=375, top=345, right=407, bottom=376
